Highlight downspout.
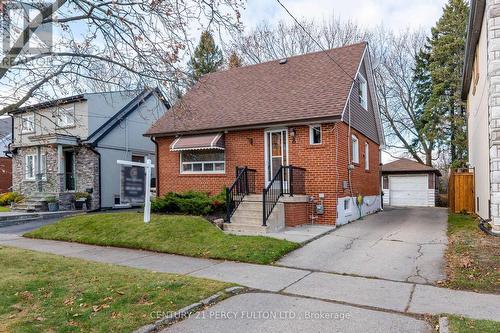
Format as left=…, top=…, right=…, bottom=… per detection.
left=87, top=144, right=102, bottom=211
left=150, top=136, right=160, bottom=197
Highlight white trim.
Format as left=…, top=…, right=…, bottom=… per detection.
left=365, top=142, right=370, bottom=170
left=264, top=128, right=289, bottom=186
left=364, top=45, right=385, bottom=145
left=179, top=150, right=226, bottom=175
left=309, top=124, right=322, bottom=145
left=351, top=135, right=359, bottom=164
left=341, top=45, right=367, bottom=122
left=357, top=73, right=368, bottom=110
left=25, top=154, right=36, bottom=180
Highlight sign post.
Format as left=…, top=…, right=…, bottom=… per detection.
left=117, top=159, right=155, bottom=223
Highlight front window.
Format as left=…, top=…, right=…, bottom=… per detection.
left=25, top=155, right=36, bottom=180
left=25, top=154, right=46, bottom=180
left=351, top=135, right=359, bottom=164
left=55, top=106, right=75, bottom=128
left=180, top=150, right=225, bottom=174
left=358, top=74, right=368, bottom=110
left=309, top=125, right=322, bottom=145
left=21, top=115, right=35, bottom=134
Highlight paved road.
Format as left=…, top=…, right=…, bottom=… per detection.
left=278, top=207, right=448, bottom=283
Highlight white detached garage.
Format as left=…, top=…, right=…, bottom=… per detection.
left=381, top=159, right=441, bottom=207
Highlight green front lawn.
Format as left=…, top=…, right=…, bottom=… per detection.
left=443, top=214, right=499, bottom=293
left=0, top=246, right=232, bottom=332
left=449, top=316, right=500, bottom=333
left=25, top=212, right=300, bottom=264
left=0, top=206, right=10, bottom=212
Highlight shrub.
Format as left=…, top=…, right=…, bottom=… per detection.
left=151, top=191, right=226, bottom=216
left=0, top=192, right=24, bottom=206
left=74, top=192, right=91, bottom=201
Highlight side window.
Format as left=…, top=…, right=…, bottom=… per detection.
left=309, top=125, right=322, bottom=145
left=365, top=142, right=369, bottom=170
left=358, top=74, right=368, bottom=110
left=351, top=135, right=359, bottom=164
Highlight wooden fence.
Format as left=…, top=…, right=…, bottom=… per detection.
left=448, top=168, right=475, bottom=214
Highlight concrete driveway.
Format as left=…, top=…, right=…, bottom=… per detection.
left=278, top=207, right=448, bottom=283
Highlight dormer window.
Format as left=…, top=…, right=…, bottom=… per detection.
left=358, top=74, right=368, bottom=110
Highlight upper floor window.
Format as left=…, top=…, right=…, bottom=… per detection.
left=21, top=114, right=35, bottom=134
left=358, top=74, right=368, bottom=110
left=309, top=124, right=322, bottom=145
left=351, top=135, right=359, bottom=164
left=55, top=106, right=75, bottom=128
left=365, top=142, right=370, bottom=170
left=180, top=150, right=225, bottom=174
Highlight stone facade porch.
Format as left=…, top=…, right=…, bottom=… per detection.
left=11, top=142, right=100, bottom=211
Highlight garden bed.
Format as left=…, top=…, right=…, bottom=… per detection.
left=441, top=214, right=499, bottom=294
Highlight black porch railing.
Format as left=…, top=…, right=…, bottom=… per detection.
left=226, top=166, right=256, bottom=223
left=263, top=165, right=306, bottom=226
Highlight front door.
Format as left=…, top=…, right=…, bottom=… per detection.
left=265, top=129, right=288, bottom=189
left=64, top=151, right=75, bottom=191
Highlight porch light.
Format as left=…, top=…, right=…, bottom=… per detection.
left=290, top=128, right=297, bottom=143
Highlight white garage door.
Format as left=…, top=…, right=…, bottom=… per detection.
left=390, top=175, right=429, bottom=207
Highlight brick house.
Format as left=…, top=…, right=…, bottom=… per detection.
left=146, top=42, right=384, bottom=233
left=9, top=89, right=169, bottom=211
left=0, top=117, right=12, bottom=193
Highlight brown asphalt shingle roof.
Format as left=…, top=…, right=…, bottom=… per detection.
left=382, top=158, right=441, bottom=176
left=146, top=42, right=367, bottom=136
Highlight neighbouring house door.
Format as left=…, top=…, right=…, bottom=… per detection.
left=265, top=129, right=288, bottom=189
left=64, top=151, right=76, bottom=191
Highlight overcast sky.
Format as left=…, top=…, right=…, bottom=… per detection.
left=242, top=0, right=448, bottom=31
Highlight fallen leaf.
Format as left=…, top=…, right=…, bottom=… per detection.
left=35, top=316, right=45, bottom=321
left=64, top=297, right=75, bottom=306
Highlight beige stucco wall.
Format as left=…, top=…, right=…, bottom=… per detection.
left=467, top=9, right=490, bottom=220
left=13, top=100, right=89, bottom=146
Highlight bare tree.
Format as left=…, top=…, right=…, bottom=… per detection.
left=0, top=0, right=244, bottom=116
left=372, top=29, right=440, bottom=166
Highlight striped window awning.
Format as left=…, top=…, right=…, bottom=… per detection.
left=170, top=133, right=224, bottom=151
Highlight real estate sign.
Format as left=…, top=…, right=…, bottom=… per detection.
left=121, top=166, right=146, bottom=204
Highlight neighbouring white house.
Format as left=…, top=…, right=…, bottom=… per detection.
left=381, top=159, right=441, bottom=207
left=462, top=0, right=500, bottom=233
left=8, top=89, right=169, bottom=211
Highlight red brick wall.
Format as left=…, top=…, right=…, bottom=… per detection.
left=0, top=157, right=12, bottom=193
left=284, top=202, right=309, bottom=227
left=155, top=122, right=380, bottom=225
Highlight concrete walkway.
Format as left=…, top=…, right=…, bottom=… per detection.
left=278, top=207, right=448, bottom=283
left=1, top=235, right=499, bottom=323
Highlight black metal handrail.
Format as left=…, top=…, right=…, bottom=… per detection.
left=226, top=166, right=256, bottom=223
left=263, top=165, right=306, bottom=226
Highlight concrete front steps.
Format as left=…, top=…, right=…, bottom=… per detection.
left=224, top=194, right=285, bottom=235
left=12, top=192, right=54, bottom=212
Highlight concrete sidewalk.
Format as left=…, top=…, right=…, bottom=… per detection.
left=1, top=236, right=499, bottom=322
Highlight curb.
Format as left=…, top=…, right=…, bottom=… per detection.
left=133, top=286, right=246, bottom=333
left=0, top=211, right=84, bottom=228
left=439, top=317, right=449, bottom=333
